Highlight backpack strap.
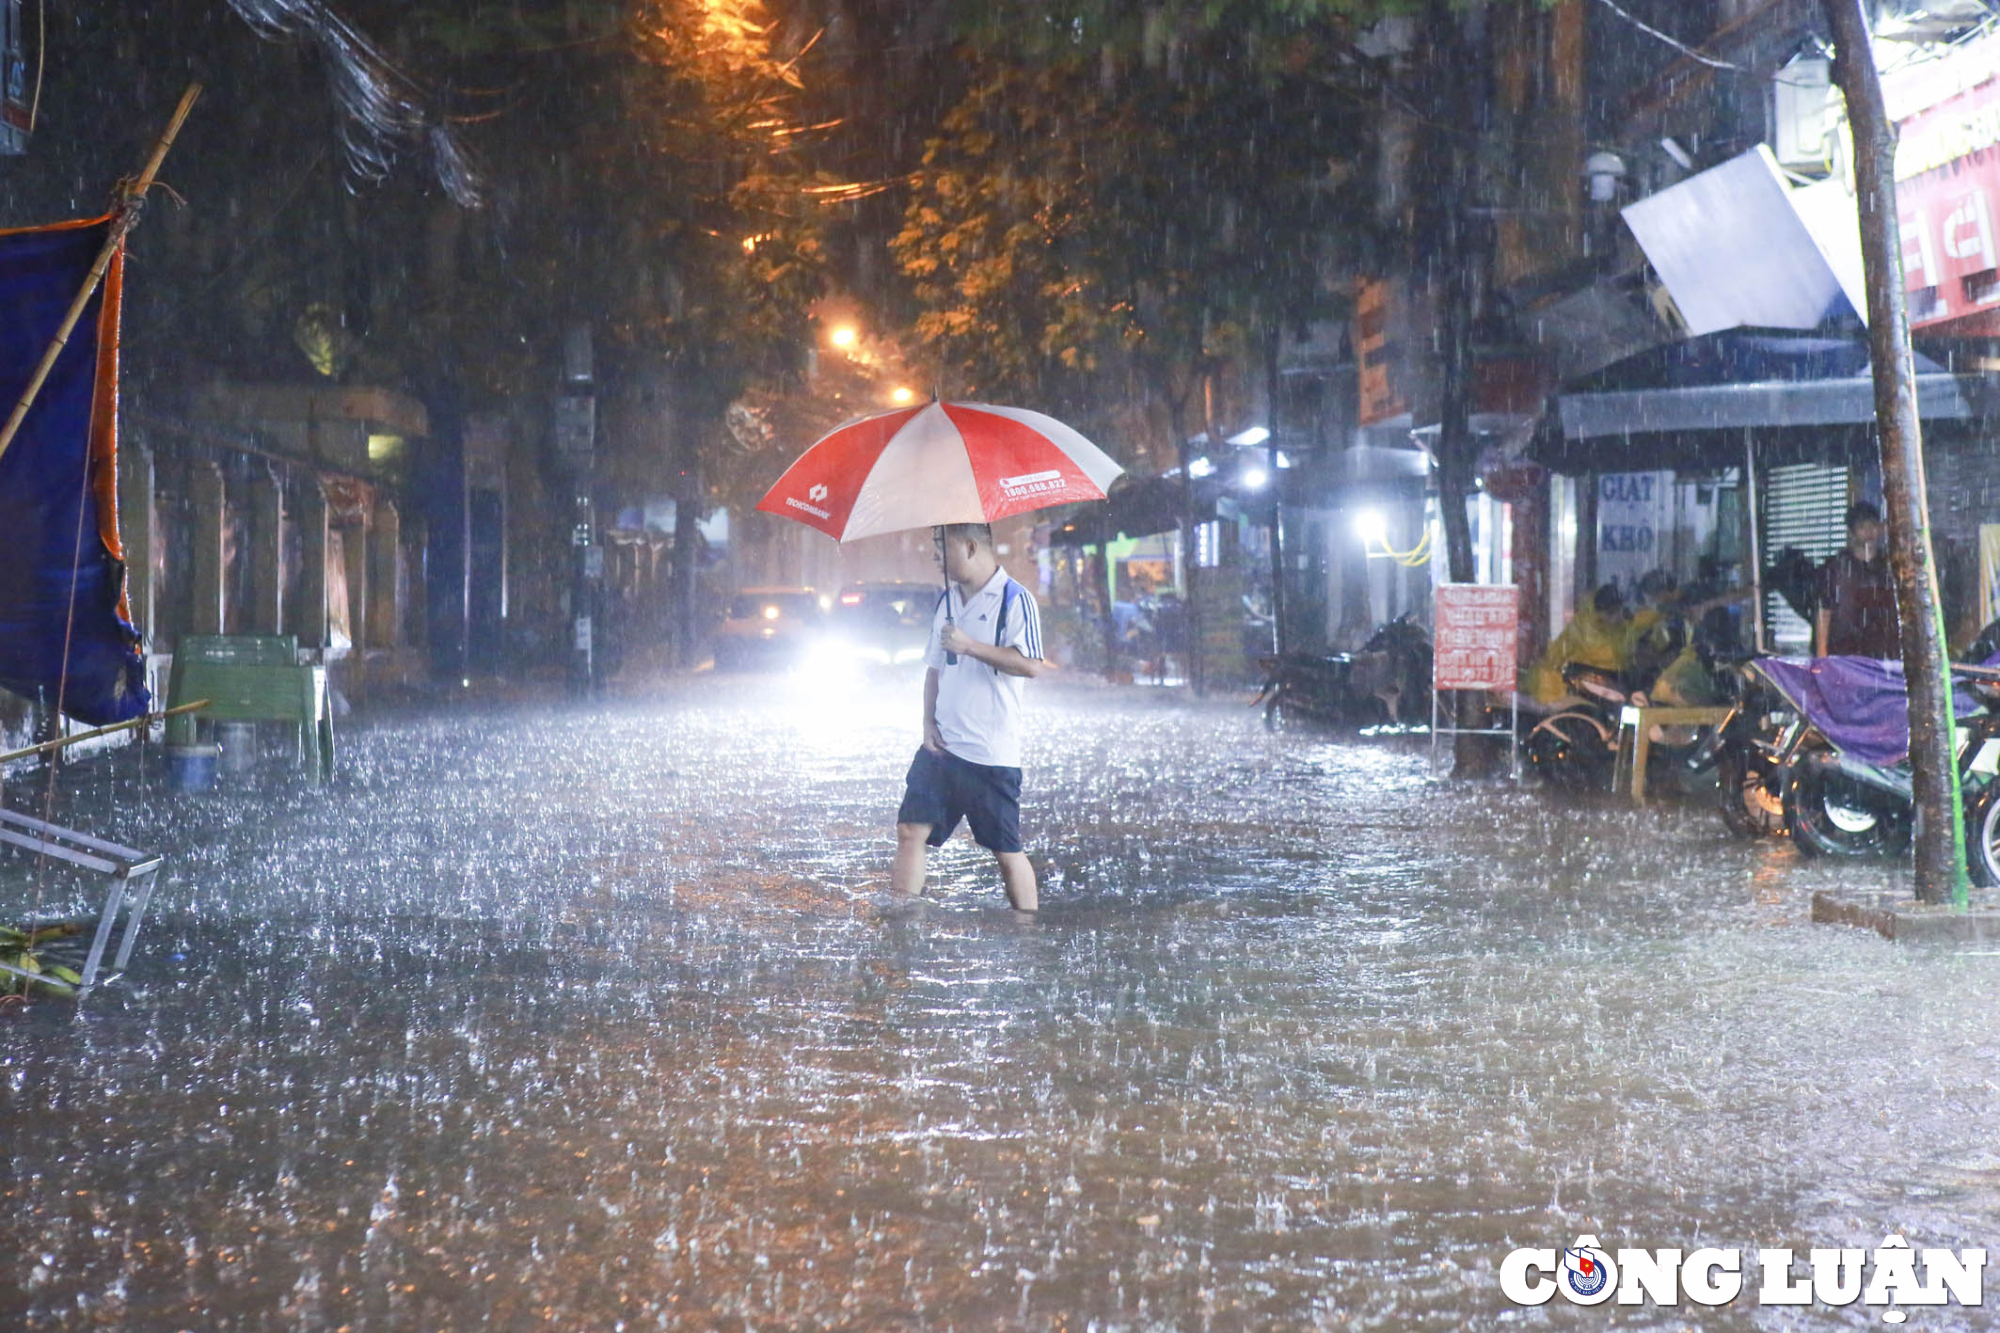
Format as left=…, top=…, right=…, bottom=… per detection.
left=994, top=578, right=1020, bottom=648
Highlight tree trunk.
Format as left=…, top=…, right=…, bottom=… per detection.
left=1436, top=188, right=1478, bottom=591
left=1824, top=0, right=1967, bottom=905
left=1430, top=1, right=1488, bottom=776
left=416, top=375, right=470, bottom=682
left=671, top=436, right=703, bottom=670
left=1171, top=395, right=1204, bottom=695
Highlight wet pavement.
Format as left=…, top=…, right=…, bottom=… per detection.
left=5, top=670, right=2000, bottom=1330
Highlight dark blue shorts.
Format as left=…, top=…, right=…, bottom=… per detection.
left=897, top=747, right=1023, bottom=853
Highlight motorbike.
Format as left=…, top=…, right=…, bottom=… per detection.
left=1522, top=660, right=1631, bottom=790
left=1524, top=616, right=1727, bottom=792
left=1681, top=662, right=1800, bottom=838
left=1254, top=614, right=1433, bottom=732
left=1756, top=655, right=2000, bottom=883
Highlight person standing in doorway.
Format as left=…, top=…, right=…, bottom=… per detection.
left=1815, top=502, right=1900, bottom=658
left=891, top=523, right=1047, bottom=912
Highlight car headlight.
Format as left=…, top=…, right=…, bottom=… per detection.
left=803, top=638, right=865, bottom=674
left=894, top=646, right=925, bottom=664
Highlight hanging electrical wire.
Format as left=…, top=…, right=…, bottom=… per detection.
left=1591, top=0, right=1745, bottom=73
left=221, top=0, right=483, bottom=207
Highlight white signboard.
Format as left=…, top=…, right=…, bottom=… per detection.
left=1596, top=471, right=1672, bottom=596
left=1622, top=145, right=1861, bottom=333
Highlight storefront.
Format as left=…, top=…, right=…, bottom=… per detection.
left=1534, top=330, right=2000, bottom=651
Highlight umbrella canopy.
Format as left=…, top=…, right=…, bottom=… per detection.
left=755, top=399, right=1123, bottom=542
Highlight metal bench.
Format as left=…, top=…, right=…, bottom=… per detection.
left=0, top=808, right=163, bottom=995
left=164, top=634, right=333, bottom=783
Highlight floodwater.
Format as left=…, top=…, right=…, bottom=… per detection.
left=4, top=671, right=1998, bottom=1330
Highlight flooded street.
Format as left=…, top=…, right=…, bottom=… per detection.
left=6, top=673, right=2000, bottom=1330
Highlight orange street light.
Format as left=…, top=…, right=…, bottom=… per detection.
left=829, top=325, right=859, bottom=349
left=891, top=386, right=913, bottom=404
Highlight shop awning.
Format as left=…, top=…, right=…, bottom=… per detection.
left=1558, top=371, right=1987, bottom=439
left=1531, top=329, right=1999, bottom=473
left=1047, top=474, right=1203, bottom=546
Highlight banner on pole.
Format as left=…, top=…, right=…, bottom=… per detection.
left=0, top=216, right=149, bottom=724
left=1434, top=583, right=1519, bottom=691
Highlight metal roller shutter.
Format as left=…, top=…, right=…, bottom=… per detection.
left=1762, top=462, right=1848, bottom=650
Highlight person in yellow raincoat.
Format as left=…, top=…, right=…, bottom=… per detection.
left=1529, top=583, right=1657, bottom=704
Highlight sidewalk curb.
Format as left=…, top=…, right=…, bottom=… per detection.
left=1810, top=889, right=2000, bottom=943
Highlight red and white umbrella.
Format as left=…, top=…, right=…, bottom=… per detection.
left=755, top=399, right=1123, bottom=542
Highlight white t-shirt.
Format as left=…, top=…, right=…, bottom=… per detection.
left=925, top=566, right=1042, bottom=768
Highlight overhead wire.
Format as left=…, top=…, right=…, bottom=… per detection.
left=27, top=0, right=42, bottom=131
left=1591, top=0, right=1746, bottom=73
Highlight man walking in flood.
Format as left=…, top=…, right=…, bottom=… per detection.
left=891, top=523, right=1046, bottom=912
left=1814, top=502, right=1900, bottom=659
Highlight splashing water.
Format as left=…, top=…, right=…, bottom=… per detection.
left=3, top=671, right=1997, bottom=1329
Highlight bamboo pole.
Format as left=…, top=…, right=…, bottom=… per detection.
left=0, top=82, right=201, bottom=467
left=0, top=700, right=207, bottom=766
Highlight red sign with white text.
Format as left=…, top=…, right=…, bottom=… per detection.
left=1434, top=584, right=1519, bottom=691
left=1897, top=76, right=2000, bottom=328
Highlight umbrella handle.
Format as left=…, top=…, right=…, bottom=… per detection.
left=943, top=578, right=958, bottom=666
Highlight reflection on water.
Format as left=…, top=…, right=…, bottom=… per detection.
left=4, top=673, right=1998, bottom=1330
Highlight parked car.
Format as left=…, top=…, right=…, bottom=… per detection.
left=714, top=587, right=825, bottom=669
left=827, top=581, right=937, bottom=668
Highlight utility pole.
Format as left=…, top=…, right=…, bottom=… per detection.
left=1265, top=325, right=1288, bottom=658
left=557, top=325, right=599, bottom=694
left=1823, top=0, right=1968, bottom=905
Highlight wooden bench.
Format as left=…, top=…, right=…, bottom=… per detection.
left=164, top=635, right=333, bottom=783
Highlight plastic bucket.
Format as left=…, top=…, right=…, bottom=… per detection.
left=216, top=721, right=257, bottom=775
left=164, top=743, right=218, bottom=792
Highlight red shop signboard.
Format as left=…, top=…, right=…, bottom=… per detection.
left=1897, top=76, right=2000, bottom=329
left=1433, top=584, right=1519, bottom=692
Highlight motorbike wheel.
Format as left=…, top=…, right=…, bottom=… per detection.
left=1785, top=758, right=1908, bottom=858
left=1526, top=712, right=1614, bottom=792
left=1717, top=749, right=1785, bottom=839
left=1967, top=788, right=2000, bottom=888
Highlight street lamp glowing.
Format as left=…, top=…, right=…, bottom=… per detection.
left=1242, top=465, right=1270, bottom=490
left=1355, top=508, right=1388, bottom=545
left=829, top=325, right=859, bottom=349
left=891, top=386, right=914, bottom=404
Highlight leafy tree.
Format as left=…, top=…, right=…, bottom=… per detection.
left=891, top=19, right=1379, bottom=689
left=1, top=0, right=834, bottom=671
left=893, top=33, right=1373, bottom=436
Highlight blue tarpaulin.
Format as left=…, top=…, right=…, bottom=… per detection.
left=1754, top=655, right=1993, bottom=768
left=0, top=217, right=149, bottom=724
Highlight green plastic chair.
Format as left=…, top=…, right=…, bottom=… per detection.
left=164, top=635, right=333, bottom=783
